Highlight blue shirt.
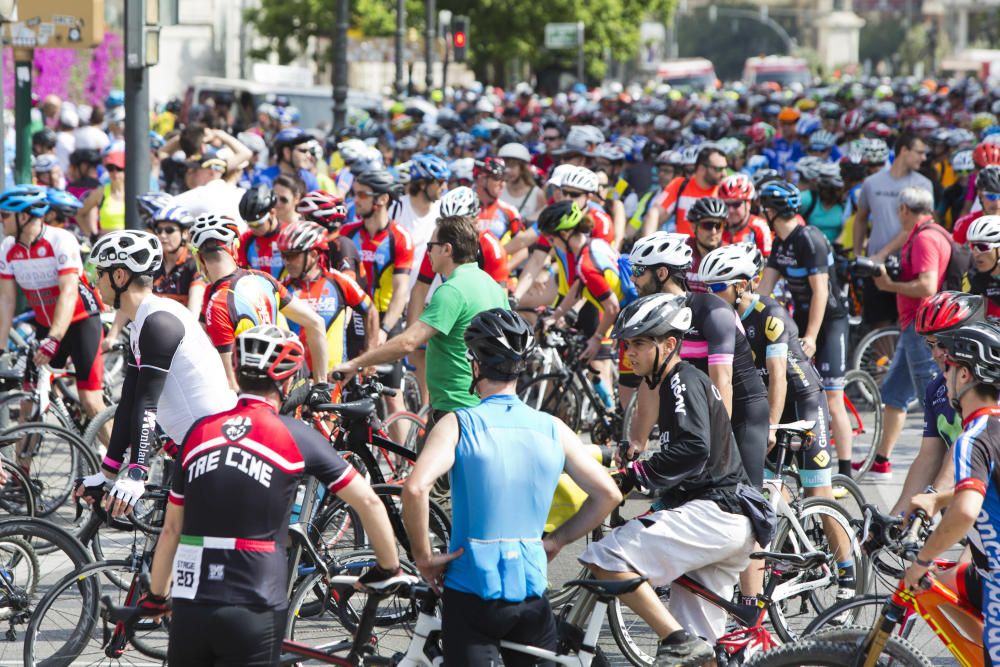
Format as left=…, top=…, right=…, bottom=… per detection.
left=253, top=165, right=319, bottom=192
left=445, top=394, right=565, bottom=601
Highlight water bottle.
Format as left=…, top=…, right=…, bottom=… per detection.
left=290, top=483, right=306, bottom=523
left=592, top=377, right=613, bottom=410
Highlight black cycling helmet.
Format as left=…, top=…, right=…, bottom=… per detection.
left=354, top=168, right=401, bottom=198
left=239, top=184, right=277, bottom=224
left=978, top=165, right=1000, bottom=193
left=32, top=128, right=57, bottom=150
left=70, top=149, right=102, bottom=167
left=464, top=308, right=535, bottom=383
left=687, top=197, right=728, bottom=223
left=938, top=320, right=1000, bottom=386
left=537, top=200, right=585, bottom=235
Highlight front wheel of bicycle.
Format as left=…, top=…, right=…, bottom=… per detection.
left=745, top=633, right=933, bottom=667
left=841, top=369, right=884, bottom=482
left=518, top=373, right=582, bottom=432
left=851, top=326, right=899, bottom=387
left=0, top=458, right=37, bottom=516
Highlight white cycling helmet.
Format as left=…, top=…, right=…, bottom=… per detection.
left=190, top=213, right=242, bottom=250
left=91, top=230, right=163, bottom=275
left=337, top=139, right=369, bottom=166
left=561, top=166, right=599, bottom=194
left=439, top=186, right=481, bottom=219
left=952, top=149, right=975, bottom=173
left=546, top=163, right=576, bottom=188
left=795, top=156, right=824, bottom=182
left=967, top=215, right=1000, bottom=247
left=236, top=324, right=305, bottom=382
left=679, top=145, right=702, bottom=166
left=610, top=293, right=692, bottom=340
left=697, top=243, right=760, bottom=284
left=450, top=157, right=475, bottom=183
left=629, top=232, right=692, bottom=270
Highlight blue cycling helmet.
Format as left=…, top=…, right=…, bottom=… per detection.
left=758, top=180, right=801, bottom=218
left=153, top=204, right=195, bottom=228
left=105, top=90, right=125, bottom=109
left=274, top=127, right=310, bottom=148
left=981, top=126, right=1000, bottom=141
left=470, top=124, right=492, bottom=140
left=744, top=154, right=770, bottom=175
left=45, top=189, right=83, bottom=218
left=0, top=185, right=49, bottom=217
left=137, top=192, right=174, bottom=227
left=409, top=153, right=451, bottom=182
left=149, top=130, right=165, bottom=150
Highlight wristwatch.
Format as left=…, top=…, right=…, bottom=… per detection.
left=127, top=467, right=147, bottom=482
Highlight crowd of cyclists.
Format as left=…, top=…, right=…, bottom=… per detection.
left=10, top=72, right=1000, bottom=665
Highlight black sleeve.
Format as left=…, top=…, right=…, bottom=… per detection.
left=102, top=353, right=139, bottom=475
left=279, top=416, right=357, bottom=492
left=633, top=368, right=711, bottom=491
left=702, top=296, right=737, bottom=367
left=796, top=228, right=829, bottom=273
left=130, top=311, right=185, bottom=469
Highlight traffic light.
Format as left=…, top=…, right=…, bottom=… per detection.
left=452, top=15, right=468, bottom=63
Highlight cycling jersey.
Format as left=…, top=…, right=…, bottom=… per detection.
left=153, top=247, right=205, bottom=306
left=576, top=238, right=635, bottom=309
left=686, top=238, right=709, bottom=294
left=586, top=202, right=615, bottom=244
left=339, top=220, right=414, bottom=313
left=740, top=294, right=819, bottom=398
left=766, top=222, right=848, bottom=327
left=203, top=269, right=292, bottom=353
left=724, top=214, right=773, bottom=257
left=325, top=234, right=363, bottom=281
left=239, top=228, right=284, bottom=280
left=0, top=225, right=101, bottom=327
left=103, top=296, right=235, bottom=475
left=922, top=373, right=962, bottom=448
left=969, top=270, right=1000, bottom=320
left=478, top=199, right=523, bottom=245
left=169, top=396, right=356, bottom=607
left=416, top=231, right=509, bottom=285
left=284, top=269, right=370, bottom=371
left=253, top=165, right=319, bottom=192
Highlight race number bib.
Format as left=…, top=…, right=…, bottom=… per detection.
left=171, top=544, right=203, bottom=599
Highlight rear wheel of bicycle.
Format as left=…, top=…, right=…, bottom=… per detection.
left=768, top=497, right=865, bottom=642
left=24, top=560, right=170, bottom=665
left=518, top=373, right=583, bottom=433
left=841, top=369, right=884, bottom=482
left=380, top=412, right=423, bottom=481
left=0, top=391, right=76, bottom=433
left=744, top=634, right=933, bottom=666
left=0, top=459, right=37, bottom=517
left=851, top=326, right=899, bottom=387
left=607, top=582, right=668, bottom=666
left=0, top=535, right=40, bottom=615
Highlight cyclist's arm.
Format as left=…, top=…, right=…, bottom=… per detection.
left=186, top=282, right=206, bottom=316
left=512, top=247, right=548, bottom=300
left=756, top=267, right=780, bottom=299
left=545, top=419, right=622, bottom=554
left=610, top=200, right=627, bottom=251
left=891, top=436, right=950, bottom=515
left=504, top=228, right=538, bottom=255
left=219, top=352, right=238, bottom=392
left=210, top=128, right=253, bottom=173
left=913, top=488, right=982, bottom=565
left=593, top=293, right=620, bottom=347
left=702, top=303, right=737, bottom=415
left=102, top=359, right=138, bottom=475
left=281, top=297, right=328, bottom=383
left=627, top=383, right=659, bottom=454
left=402, top=411, right=459, bottom=565
left=381, top=274, right=410, bottom=332
left=406, top=280, right=430, bottom=326
left=338, top=320, right=436, bottom=372
left=362, top=305, right=380, bottom=354
left=551, top=281, right=583, bottom=323
left=46, top=272, right=81, bottom=340
left=803, top=273, right=828, bottom=342
left=765, top=356, right=787, bottom=429
left=78, top=188, right=101, bottom=238
left=148, top=502, right=183, bottom=597
left=0, top=278, right=15, bottom=347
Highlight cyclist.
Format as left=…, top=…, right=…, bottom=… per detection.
left=144, top=325, right=402, bottom=667
left=643, top=145, right=726, bottom=236
left=755, top=180, right=855, bottom=480
left=42, top=187, right=83, bottom=231
left=254, top=127, right=320, bottom=192
left=397, top=153, right=450, bottom=287
left=150, top=202, right=205, bottom=313
left=967, top=215, right=1000, bottom=319
left=719, top=174, right=772, bottom=259
left=954, top=165, right=1000, bottom=245
left=78, top=230, right=236, bottom=517
left=581, top=294, right=772, bottom=665
left=295, top=189, right=361, bottom=279
left=277, top=220, right=377, bottom=375
left=238, top=184, right=285, bottom=280
left=190, top=213, right=329, bottom=389
left=0, top=186, right=107, bottom=429
left=684, top=197, right=728, bottom=294
left=401, top=308, right=620, bottom=664
left=626, top=232, right=770, bottom=488
left=474, top=156, right=525, bottom=248
left=902, top=319, right=1000, bottom=665
left=698, top=243, right=857, bottom=604
left=886, top=291, right=982, bottom=517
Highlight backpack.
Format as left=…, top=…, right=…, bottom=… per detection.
left=907, top=221, right=972, bottom=293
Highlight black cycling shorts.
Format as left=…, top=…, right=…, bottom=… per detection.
left=862, top=276, right=898, bottom=327
left=814, top=314, right=848, bottom=391
left=31, top=314, right=104, bottom=391
left=441, top=587, right=558, bottom=667
left=168, top=601, right=286, bottom=667
left=577, top=301, right=614, bottom=360
left=732, top=395, right=769, bottom=488
left=775, top=389, right=833, bottom=487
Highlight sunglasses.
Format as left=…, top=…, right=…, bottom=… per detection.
left=294, top=146, right=314, bottom=154
left=704, top=164, right=727, bottom=173
left=971, top=242, right=999, bottom=253
left=982, top=192, right=1000, bottom=202
left=280, top=251, right=304, bottom=260
left=707, top=281, right=735, bottom=293
left=426, top=240, right=448, bottom=252
left=698, top=222, right=724, bottom=231
left=631, top=264, right=649, bottom=278
left=106, top=165, right=124, bottom=173
left=352, top=190, right=374, bottom=201
left=561, top=189, right=587, bottom=198
left=925, top=339, right=947, bottom=351
left=155, top=226, right=180, bottom=235
left=724, top=200, right=744, bottom=209
left=543, top=136, right=561, bottom=142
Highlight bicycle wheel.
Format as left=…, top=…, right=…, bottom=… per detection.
left=81, top=403, right=116, bottom=456
left=607, top=582, right=669, bottom=666
left=842, top=369, right=884, bottom=481
left=768, top=497, right=865, bottom=642
left=830, top=473, right=867, bottom=521
left=746, top=638, right=931, bottom=666
left=0, top=518, right=92, bottom=660
left=518, top=373, right=583, bottom=432
left=379, top=412, right=423, bottom=481
left=851, top=326, right=899, bottom=387
left=401, top=370, right=422, bottom=413
left=24, top=560, right=170, bottom=665
left=0, top=423, right=98, bottom=532
left=0, top=458, right=37, bottom=517
left=0, top=536, right=40, bottom=623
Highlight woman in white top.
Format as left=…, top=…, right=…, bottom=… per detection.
left=499, top=143, right=547, bottom=224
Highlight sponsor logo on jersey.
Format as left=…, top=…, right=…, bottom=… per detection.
left=764, top=316, right=784, bottom=342
left=223, top=415, right=252, bottom=442
left=670, top=372, right=687, bottom=415
left=208, top=563, right=225, bottom=581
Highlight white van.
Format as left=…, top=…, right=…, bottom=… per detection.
left=742, top=56, right=811, bottom=89
left=656, top=58, right=718, bottom=92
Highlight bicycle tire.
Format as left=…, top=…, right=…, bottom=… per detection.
left=851, top=326, right=899, bottom=387
left=518, top=372, right=583, bottom=432
left=768, top=497, right=865, bottom=643
left=842, top=369, right=884, bottom=482
left=24, top=559, right=170, bottom=665
left=379, top=412, right=423, bottom=480
left=0, top=535, right=40, bottom=614
left=0, top=458, right=37, bottom=517
left=745, top=634, right=933, bottom=667
left=607, top=582, right=668, bottom=666
left=81, top=403, right=116, bottom=456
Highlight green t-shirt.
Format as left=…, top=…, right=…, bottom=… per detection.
left=419, top=263, right=509, bottom=411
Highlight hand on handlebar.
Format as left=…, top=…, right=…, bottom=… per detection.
left=135, top=592, right=171, bottom=619
left=903, top=561, right=934, bottom=592
left=904, top=496, right=937, bottom=531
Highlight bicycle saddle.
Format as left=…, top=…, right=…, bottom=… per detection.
left=769, top=419, right=816, bottom=435
left=751, top=550, right=829, bottom=571
left=313, top=398, right=376, bottom=422
left=566, top=577, right=647, bottom=599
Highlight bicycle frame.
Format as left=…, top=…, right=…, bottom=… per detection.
left=672, top=574, right=779, bottom=659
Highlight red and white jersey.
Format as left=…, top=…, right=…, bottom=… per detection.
left=0, top=225, right=100, bottom=327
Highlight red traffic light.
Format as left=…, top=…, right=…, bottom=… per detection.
left=454, top=31, right=466, bottom=48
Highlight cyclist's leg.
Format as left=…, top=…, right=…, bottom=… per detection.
left=64, top=315, right=108, bottom=424
left=815, top=315, right=852, bottom=474
left=731, top=394, right=768, bottom=488
left=441, top=588, right=557, bottom=666
left=497, top=596, right=558, bottom=667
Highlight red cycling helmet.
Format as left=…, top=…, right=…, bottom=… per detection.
left=718, top=174, right=756, bottom=202
left=297, top=190, right=347, bottom=228
left=915, top=291, right=984, bottom=336
left=840, top=109, right=865, bottom=133
left=474, top=156, right=506, bottom=179
left=974, top=142, right=1000, bottom=169
left=277, top=220, right=328, bottom=253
